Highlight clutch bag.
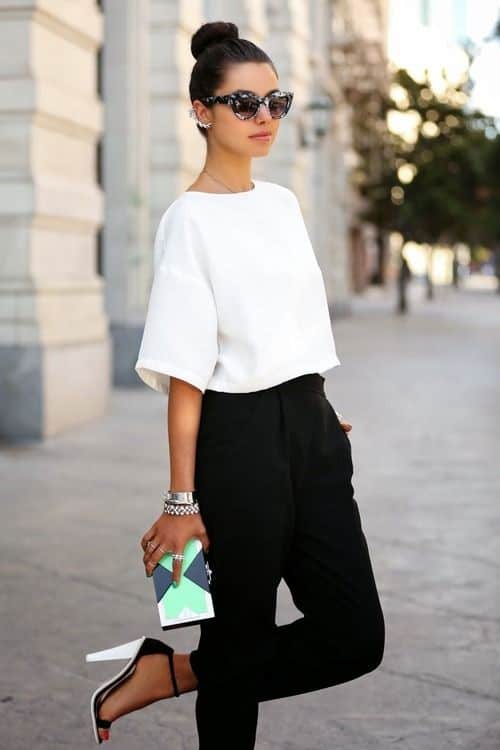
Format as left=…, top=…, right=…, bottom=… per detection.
left=151, top=538, right=215, bottom=630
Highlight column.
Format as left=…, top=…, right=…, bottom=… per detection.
left=101, top=0, right=151, bottom=385
left=0, top=0, right=109, bottom=441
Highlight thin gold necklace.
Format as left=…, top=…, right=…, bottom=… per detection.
left=201, top=169, right=254, bottom=193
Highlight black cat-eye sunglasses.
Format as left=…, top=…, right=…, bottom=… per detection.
left=198, top=89, right=294, bottom=120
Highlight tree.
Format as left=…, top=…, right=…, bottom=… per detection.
left=353, top=56, right=499, bottom=306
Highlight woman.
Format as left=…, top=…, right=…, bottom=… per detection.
left=86, top=20, right=385, bottom=749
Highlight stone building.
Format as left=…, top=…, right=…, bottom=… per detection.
left=0, top=0, right=387, bottom=442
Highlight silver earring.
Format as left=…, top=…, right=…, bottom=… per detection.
left=188, top=107, right=213, bottom=128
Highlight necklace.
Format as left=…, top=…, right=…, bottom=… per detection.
left=201, top=169, right=254, bottom=194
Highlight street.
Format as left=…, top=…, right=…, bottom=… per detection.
left=1, top=280, right=499, bottom=749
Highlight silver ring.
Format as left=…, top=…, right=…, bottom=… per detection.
left=172, top=553, right=184, bottom=560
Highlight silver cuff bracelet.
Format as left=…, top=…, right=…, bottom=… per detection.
left=163, top=490, right=198, bottom=505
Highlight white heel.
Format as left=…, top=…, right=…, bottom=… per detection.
left=86, top=636, right=146, bottom=663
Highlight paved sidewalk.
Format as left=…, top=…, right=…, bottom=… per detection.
left=1, top=280, right=499, bottom=749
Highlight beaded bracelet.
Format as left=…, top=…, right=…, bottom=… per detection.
left=163, top=501, right=200, bottom=516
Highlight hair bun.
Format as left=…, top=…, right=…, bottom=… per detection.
left=191, top=21, right=239, bottom=60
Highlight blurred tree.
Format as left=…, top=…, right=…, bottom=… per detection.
left=352, top=53, right=499, bottom=307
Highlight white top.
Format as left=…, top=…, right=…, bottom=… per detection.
left=134, top=179, right=341, bottom=394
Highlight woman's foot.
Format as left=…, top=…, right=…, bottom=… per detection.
left=96, top=652, right=198, bottom=741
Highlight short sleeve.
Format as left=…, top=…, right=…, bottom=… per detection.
left=134, top=200, right=218, bottom=394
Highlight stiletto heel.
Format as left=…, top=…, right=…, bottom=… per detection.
left=86, top=636, right=146, bottom=663
left=85, top=635, right=180, bottom=744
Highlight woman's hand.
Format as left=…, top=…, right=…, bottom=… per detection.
left=340, top=418, right=352, bottom=434
left=140, top=512, right=210, bottom=586
left=335, top=410, right=352, bottom=435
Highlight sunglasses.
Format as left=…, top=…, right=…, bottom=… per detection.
left=198, top=89, right=294, bottom=120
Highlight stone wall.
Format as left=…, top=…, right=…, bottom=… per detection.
left=0, top=0, right=109, bottom=441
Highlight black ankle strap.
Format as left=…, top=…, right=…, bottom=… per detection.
left=96, top=717, right=112, bottom=729
left=167, top=650, right=180, bottom=697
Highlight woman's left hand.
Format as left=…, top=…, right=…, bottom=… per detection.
left=335, top=410, right=352, bottom=434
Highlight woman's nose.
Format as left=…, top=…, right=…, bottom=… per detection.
left=255, top=103, right=273, bottom=122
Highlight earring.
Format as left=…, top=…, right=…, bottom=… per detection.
left=188, top=108, right=213, bottom=128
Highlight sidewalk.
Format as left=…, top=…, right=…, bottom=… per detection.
left=1, top=281, right=499, bottom=749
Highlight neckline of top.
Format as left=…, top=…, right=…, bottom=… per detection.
left=180, top=179, right=263, bottom=197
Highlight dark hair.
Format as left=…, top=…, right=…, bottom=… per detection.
left=189, top=21, right=278, bottom=139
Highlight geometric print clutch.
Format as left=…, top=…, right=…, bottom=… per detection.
left=151, top=538, right=215, bottom=630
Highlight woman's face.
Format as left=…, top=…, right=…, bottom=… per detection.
left=197, top=62, right=284, bottom=155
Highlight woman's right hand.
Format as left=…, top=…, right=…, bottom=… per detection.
left=140, top=512, right=210, bottom=586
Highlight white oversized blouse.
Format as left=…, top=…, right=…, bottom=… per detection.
left=134, top=179, right=341, bottom=394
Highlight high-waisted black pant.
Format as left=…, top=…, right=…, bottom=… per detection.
left=189, top=373, right=385, bottom=749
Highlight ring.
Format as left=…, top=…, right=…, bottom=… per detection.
left=158, top=545, right=167, bottom=554
left=172, top=553, right=184, bottom=560
left=147, top=541, right=158, bottom=550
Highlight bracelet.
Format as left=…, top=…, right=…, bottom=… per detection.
left=163, top=501, right=200, bottom=516
left=163, top=490, right=197, bottom=505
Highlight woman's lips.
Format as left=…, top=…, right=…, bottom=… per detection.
left=249, top=134, right=272, bottom=141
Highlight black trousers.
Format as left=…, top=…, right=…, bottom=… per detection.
left=189, top=373, right=385, bottom=749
